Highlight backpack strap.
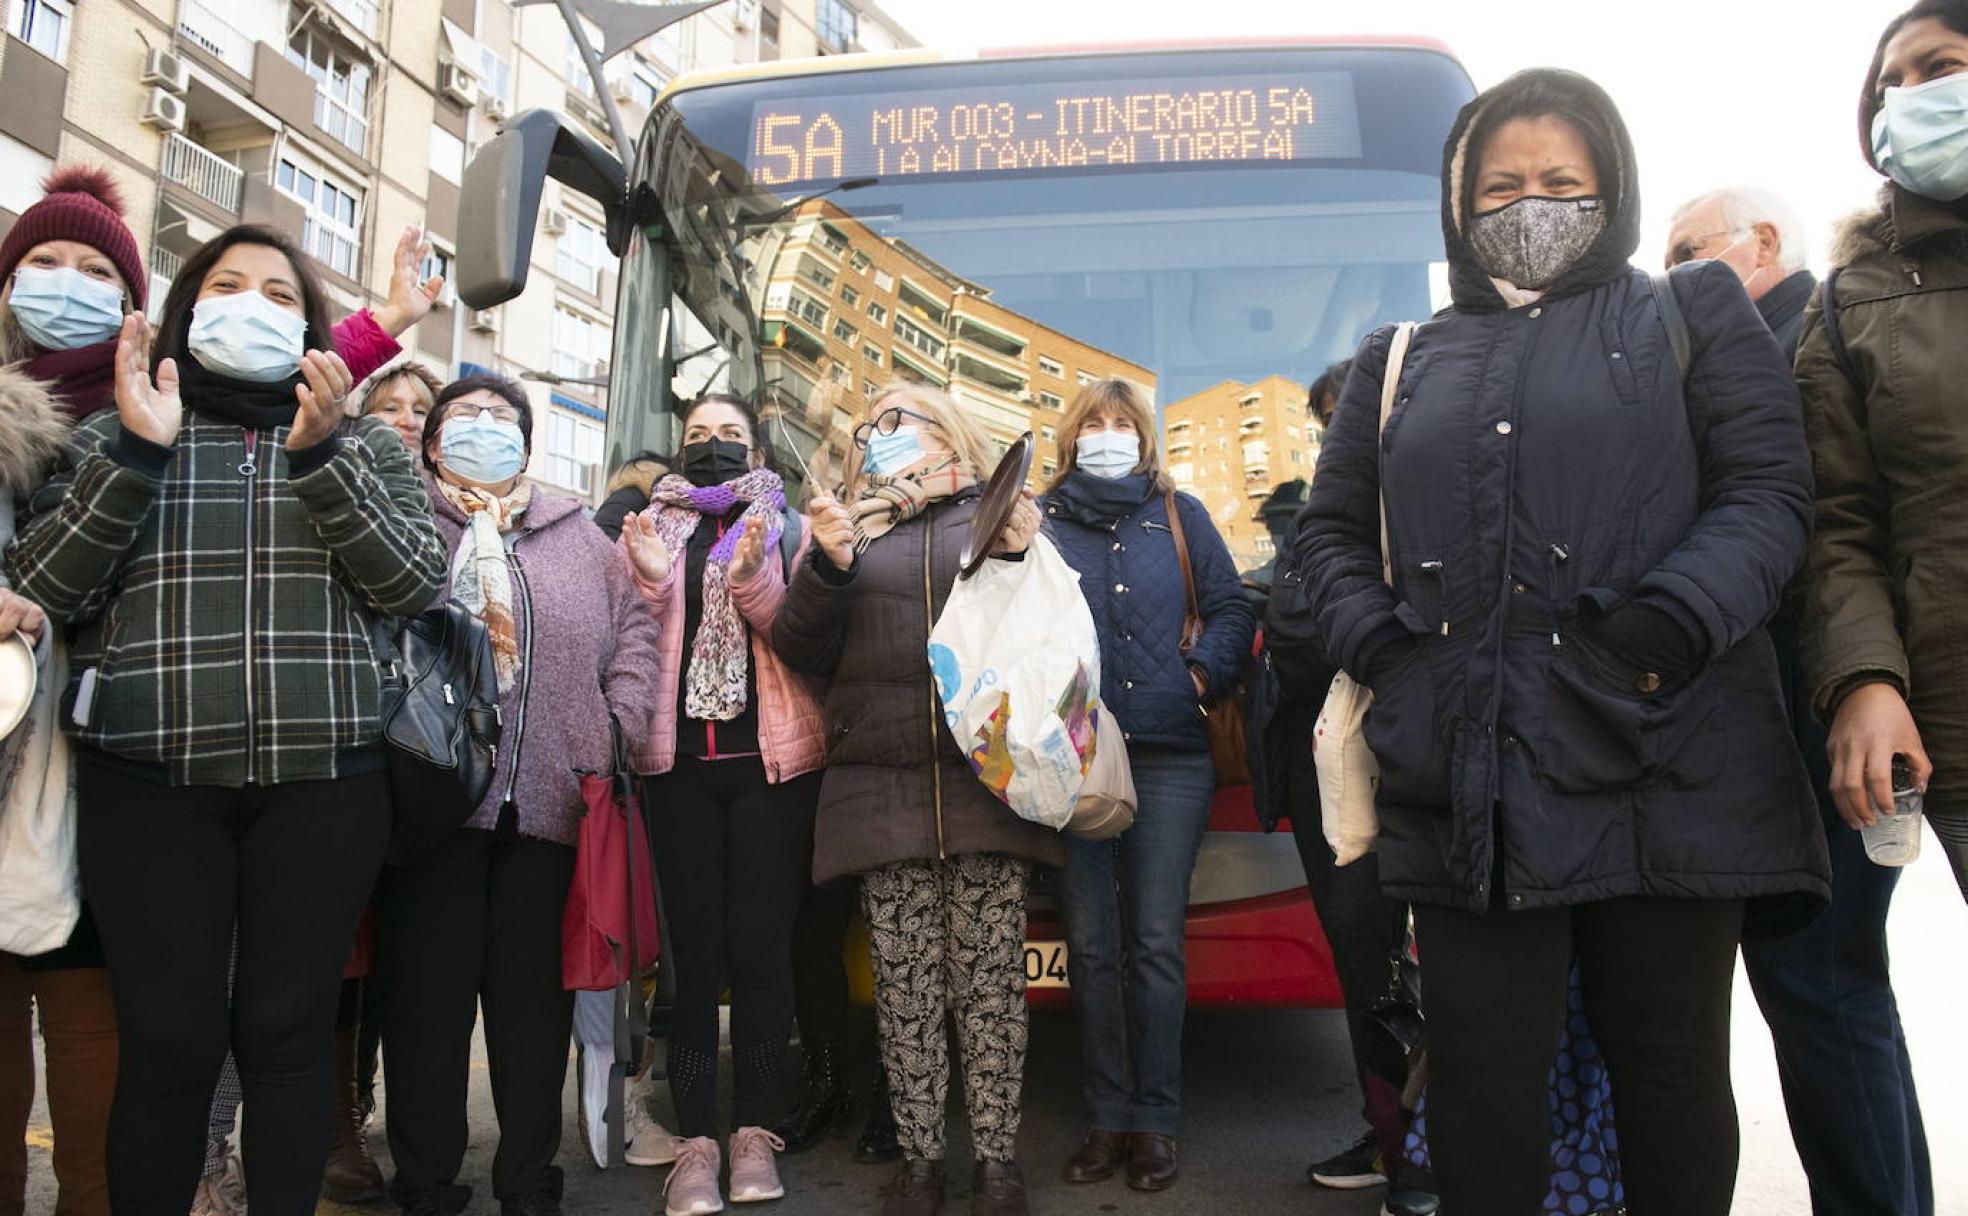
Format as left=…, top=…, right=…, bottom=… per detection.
left=1819, top=269, right=1863, bottom=393
left=1648, top=270, right=1691, bottom=382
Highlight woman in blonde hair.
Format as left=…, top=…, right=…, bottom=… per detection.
left=773, top=382, right=1060, bottom=1216
left=1040, top=379, right=1253, bottom=1193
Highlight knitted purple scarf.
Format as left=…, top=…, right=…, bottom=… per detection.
left=647, top=468, right=786, bottom=721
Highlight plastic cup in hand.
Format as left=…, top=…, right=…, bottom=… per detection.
left=1861, top=758, right=1925, bottom=867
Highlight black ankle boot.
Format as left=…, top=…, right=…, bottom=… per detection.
left=774, top=1040, right=855, bottom=1153
left=855, top=1067, right=903, bottom=1164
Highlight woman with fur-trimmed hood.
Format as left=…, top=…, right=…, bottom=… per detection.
left=1799, top=0, right=1968, bottom=904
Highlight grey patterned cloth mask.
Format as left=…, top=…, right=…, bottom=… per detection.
left=1467, top=196, right=1607, bottom=291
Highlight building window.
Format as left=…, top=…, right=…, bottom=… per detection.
left=840, top=285, right=859, bottom=307
left=287, top=23, right=372, bottom=155
left=276, top=153, right=362, bottom=278
left=1076, top=370, right=1098, bottom=387
left=1037, top=355, right=1063, bottom=378
left=863, top=377, right=879, bottom=397
left=872, top=269, right=894, bottom=292
left=797, top=255, right=836, bottom=293
left=624, top=62, right=668, bottom=113
left=862, top=343, right=883, bottom=366
left=564, top=25, right=601, bottom=99
left=552, top=307, right=609, bottom=380
left=831, top=318, right=858, bottom=344
left=541, top=411, right=604, bottom=494
left=477, top=45, right=514, bottom=107
left=816, top=0, right=857, bottom=50
left=760, top=4, right=780, bottom=46
left=866, top=301, right=888, bottom=324
left=1039, top=391, right=1063, bottom=411
left=556, top=216, right=607, bottom=294
left=429, top=126, right=465, bottom=185
left=1290, top=449, right=1303, bottom=465
left=829, top=362, right=849, bottom=385
left=420, top=246, right=453, bottom=290
left=893, top=315, right=946, bottom=362
left=9, top=0, right=71, bottom=61
left=1040, top=425, right=1055, bottom=442
left=849, top=250, right=871, bottom=274
left=1041, top=459, right=1057, bottom=477
left=786, top=289, right=828, bottom=328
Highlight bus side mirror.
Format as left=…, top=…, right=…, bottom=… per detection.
left=457, top=108, right=629, bottom=310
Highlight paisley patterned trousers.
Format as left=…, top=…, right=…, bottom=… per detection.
left=861, top=854, right=1031, bottom=1163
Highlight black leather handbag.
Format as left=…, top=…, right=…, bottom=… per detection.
left=372, top=602, right=502, bottom=866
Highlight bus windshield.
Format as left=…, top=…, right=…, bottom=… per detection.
left=616, top=45, right=1473, bottom=568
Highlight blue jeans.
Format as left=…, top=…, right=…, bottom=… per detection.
left=1062, top=746, right=1215, bottom=1136
left=1742, top=808, right=1933, bottom=1216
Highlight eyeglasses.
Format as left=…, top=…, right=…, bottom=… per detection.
left=464, top=404, right=524, bottom=425
left=851, top=405, right=936, bottom=450
left=1666, top=228, right=1748, bottom=268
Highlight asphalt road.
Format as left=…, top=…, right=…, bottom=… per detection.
left=23, top=848, right=1968, bottom=1215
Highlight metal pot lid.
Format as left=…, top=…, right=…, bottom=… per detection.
left=959, top=432, right=1034, bottom=580
left=0, top=633, right=36, bottom=741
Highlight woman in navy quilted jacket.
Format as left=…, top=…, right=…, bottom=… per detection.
left=1039, top=378, right=1254, bottom=1193
left=1295, top=68, right=1828, bottom=1216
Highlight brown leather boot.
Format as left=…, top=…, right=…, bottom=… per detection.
left=880, top=1159, right=946, bottom=1216
left=971, top=1160, right=1029, bottom=1216
left=1126, top=1133, right=1178, bottom=1191
left=322, top=1026, right=386, bottom=1203
left=1062, top=1129, right=1127, bottom=1183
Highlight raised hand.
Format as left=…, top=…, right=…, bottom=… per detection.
left=622, top=512, right=673, bottom=583
left=373, top=224, right=445, bottom=338
left=807, top=494, right=855, bottom=571
left=113, top=314, right=182, bottom=447
left=991, top=492, right=1040, bottom=556
left=0, top=589, right=46, bottom=644
left=729, top=515, right=768, bottom=583
left=288, top=350, right=353, bottom=450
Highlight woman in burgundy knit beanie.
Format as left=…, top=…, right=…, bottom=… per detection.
left=0, top=166, right=147, bottom=418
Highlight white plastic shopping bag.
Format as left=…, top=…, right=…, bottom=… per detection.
left=927, top=535, right=1100, bottom=829
left=0, top=631, right=80, bottom=956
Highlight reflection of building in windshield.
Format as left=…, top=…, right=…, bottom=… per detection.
left=750, top=201, right=1155, bottom=483
left=1164, top=375, right=1318, bottom=567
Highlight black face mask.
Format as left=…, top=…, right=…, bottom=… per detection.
left=679, top=438, right=752, bottom=486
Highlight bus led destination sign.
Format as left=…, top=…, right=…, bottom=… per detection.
left=747, top=72, right=1363, bottom=186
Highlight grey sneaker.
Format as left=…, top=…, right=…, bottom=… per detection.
left=727, top=1126, right=786, bottom=1203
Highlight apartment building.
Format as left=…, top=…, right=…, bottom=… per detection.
left=1163, top=374, right=1317, bottom=568
left=0, top=0, right=915, bottom=498
left=752, top=201, right=1155, bottom=487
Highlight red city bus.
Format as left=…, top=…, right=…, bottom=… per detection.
left=459, top=35, right=1476, bottom=1008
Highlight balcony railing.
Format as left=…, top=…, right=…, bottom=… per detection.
left=177, top=0, right=255, bottom=76
left=161, top=133, right=244, bottom=213
left=322, top=0, right=377, bottom=38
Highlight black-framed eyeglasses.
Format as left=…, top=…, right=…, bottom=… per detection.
left=851, top=405, right=935, bottom=450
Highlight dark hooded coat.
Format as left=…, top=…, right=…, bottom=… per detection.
left=1292, top=70, right=1829, bottom=926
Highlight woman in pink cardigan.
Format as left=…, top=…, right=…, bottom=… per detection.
left=621, top=392, right=827, bottom=1214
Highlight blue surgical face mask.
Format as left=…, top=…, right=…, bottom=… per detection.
left=1872, top=72, right=1968, bottom=200
left=187, top=290, right=307, bottom=383
left=439, top=412, right=528, bottom=485
left=1075, top=430, right=1140, bottom=479
left=863, top=425, right=925, bottom=476
left=8, top=266, right=125, bottom=351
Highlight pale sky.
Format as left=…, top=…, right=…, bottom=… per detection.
left=878, top=0, right=1909, bottom=272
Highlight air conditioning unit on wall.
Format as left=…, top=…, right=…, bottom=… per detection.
left=141, top=48, right=190, bottom=94
left=440, top=62, right=479, bottom=107
left=482, top=94, right=508, bottom=123
left=733, top=0, right=758, bottom=30
left=140, top=89, right=187, bottom=133
left=542, top=207, right=568, bottom=236
left=469, top=308, right=499, bottom=334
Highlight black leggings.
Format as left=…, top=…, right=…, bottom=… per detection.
left=1413, top=897, right=1744, bottom=1216
left=75, top=757, right=390, bottom=1216
left=646, top=758, right=818, bottom=1136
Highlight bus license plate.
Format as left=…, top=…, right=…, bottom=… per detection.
left=1023, top=941, right=1069, bottom=988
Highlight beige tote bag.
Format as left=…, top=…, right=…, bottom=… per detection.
left=1315, top=321, right=1418, bottom=866
left=1068, top=707, right=1137, bottom=841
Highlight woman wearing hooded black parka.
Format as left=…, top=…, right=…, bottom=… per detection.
left=1294, top=69, right=1830, bottom=1216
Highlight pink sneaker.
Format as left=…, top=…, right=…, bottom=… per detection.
left=664, top=1136, right=725, bottom=1216
left=727, top=1126, right=787, bottom=1204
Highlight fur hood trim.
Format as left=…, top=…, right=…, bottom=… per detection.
left=0, top=363, right=72, bottom=496
left=605, top=456, right=668, bottom=498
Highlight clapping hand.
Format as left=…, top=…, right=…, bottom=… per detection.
left=622, top=513, right=673, bottom=583
left=730, top=516, right=768, bottom=583
left=374, top=224, right=445, bottom=337
left=808, top=495, right=855, bottom=571
left=287, top=350, right=354, bottom=450
left=113, top=314, right=182, bottom=448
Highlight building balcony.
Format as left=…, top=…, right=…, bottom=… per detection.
left=177, top=0, right=256, bottom=77
left=321, top=0, right=377, bottom=38
left=161, top=132, right=244, bottom=213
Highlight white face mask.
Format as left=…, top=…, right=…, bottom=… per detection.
left=1075, top=430, right=1141, bottom=478
left=187, top=291, right=306, bottom=383
left=1705, top=231, right=1767, bottom=294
